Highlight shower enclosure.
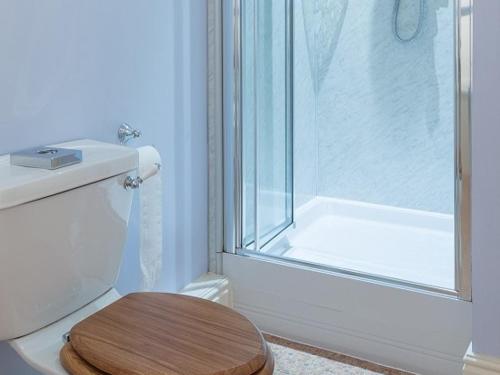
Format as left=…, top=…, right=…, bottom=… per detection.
left=232, top=0, right=471, bottom=298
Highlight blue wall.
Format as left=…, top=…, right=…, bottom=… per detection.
left=471, top=0, right=500, bottom=358
left=0, top=1, right=207, bottom=373
left=294, top=0, right=455, bottom=213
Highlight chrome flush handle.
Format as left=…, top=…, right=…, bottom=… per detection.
left=124, top=176, right=143, bottom=190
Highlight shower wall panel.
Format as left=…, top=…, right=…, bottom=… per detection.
left=294, top=0, right=455, bottom=213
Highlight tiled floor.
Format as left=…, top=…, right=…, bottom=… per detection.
left=265, top=335, right=415, bottom=375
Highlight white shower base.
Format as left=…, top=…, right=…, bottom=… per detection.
left=264, top=197, right=455, bottom=289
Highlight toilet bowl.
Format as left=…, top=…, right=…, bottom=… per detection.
left=10, top=290, right=273, bottom=375
left=10, top=289, right=122, bottom=375
left=0, top=140, right=273, bottom=374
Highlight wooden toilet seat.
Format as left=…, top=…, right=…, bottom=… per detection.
left=60, top=293, right=274, bottom=375
left=60, top=341, right=274, bottom=375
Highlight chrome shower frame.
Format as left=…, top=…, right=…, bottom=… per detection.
left=454, top=0, right=472, bottom=301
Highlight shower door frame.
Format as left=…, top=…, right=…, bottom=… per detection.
left=227, top=0, right=472, bottom=301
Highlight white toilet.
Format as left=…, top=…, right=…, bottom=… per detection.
left=0, top=140, right=273, bottom=375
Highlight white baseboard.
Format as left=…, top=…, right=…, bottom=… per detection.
left=180, top=272, right=233, bottom=307
left=463, top=344, right=500, bottom=374
left=223, top=253, right=472, bottom=375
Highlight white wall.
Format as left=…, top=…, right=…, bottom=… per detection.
left=0, top=1, right=208, bottom=373
left=471, top=0, right=500, bottom=358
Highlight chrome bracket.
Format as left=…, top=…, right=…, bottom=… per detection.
left=118, top=123, right=141, bottom=144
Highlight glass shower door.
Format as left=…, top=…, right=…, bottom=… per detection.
left=234, top=0, right=471, bottom=298
left=240, top=0, right=293, bottom=251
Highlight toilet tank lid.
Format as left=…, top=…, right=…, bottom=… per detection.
left=0, top=139, right=138, bottom=210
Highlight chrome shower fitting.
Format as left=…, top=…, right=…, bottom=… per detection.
left=393, top=0, right=425, bottom=43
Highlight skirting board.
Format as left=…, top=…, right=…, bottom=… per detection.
left=223, top=253, right=472, bottom=375
left=180, top=272, right=233, bottom=307
left=463, top=344, right=500, bottom=374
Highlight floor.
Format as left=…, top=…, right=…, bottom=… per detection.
left=265, top=334, right=414, bottom=375
left=265, top=197, right=455, bottom=289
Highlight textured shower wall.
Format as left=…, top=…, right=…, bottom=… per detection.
left=293, top=2, right=318, bottom=207
left=294, top=0, right=455, bottom=213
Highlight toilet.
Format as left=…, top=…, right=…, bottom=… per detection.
left=0, top=139, right=273, bottom=375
